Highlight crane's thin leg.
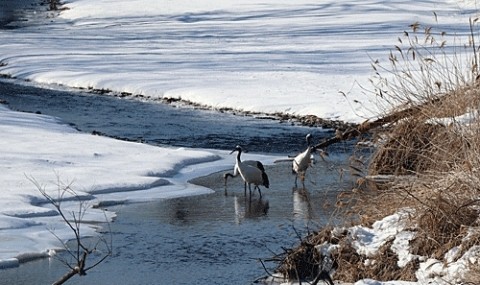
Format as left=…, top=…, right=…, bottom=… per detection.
left=248, top=184, right=252, bottom=196
left=244, top=182, right=247, bottom=196
left=257, top=186, right=262, bottom=198
left=224, top=176, right=228, bottom=196
left=302, top=172, right=306, bottom=188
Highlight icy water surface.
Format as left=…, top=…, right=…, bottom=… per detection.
left=0, top=80, right=354, bottom=284
left=0, top=159, right=350, bottom=285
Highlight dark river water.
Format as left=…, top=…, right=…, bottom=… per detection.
left=0, top=80, right=347, bottom=153
left=0, top=0, right=47, bottom=27
left=0, top=80, right=354, bottom=284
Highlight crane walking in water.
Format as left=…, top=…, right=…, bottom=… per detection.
left=224, top=159, right=266, bottom=195
left=292, top=133, right=315, bottom=187
left=227, top=145, right=269, bottom=197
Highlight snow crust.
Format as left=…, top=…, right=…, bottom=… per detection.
left=0, top=0, right=475, bottom=124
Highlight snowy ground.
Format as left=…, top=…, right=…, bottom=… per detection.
left=0, top=0, right=476, bottom=123
left=0, top=0, right=478, bottom=283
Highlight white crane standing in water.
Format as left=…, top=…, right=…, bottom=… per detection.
left=226, top=145, right=269, bottom=197
left=224, top=159, right=266, bottom=194
left=292, top=133, right=315, bottom=187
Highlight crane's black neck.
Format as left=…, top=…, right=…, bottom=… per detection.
left=236, top=148, right=242, bottom=163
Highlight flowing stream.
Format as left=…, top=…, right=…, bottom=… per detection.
left=0, top=80, right=354, bottom=284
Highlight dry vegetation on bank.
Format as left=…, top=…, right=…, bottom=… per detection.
left=270, top=18, right=480, bottom=284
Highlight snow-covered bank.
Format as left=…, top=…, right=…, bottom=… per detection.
left=0, top=0, right=475, bottom=124
left=266, top=211, right=478, bottom=285
left=0, top=104, right=278, bottom=267
left=1, top=0, right=480, bottom=283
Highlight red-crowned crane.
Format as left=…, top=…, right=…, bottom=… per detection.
left=227, top=145, right=269, bottom=197
left=292, top=133, right=315, bottom=187
left=224, top=159, right=266, bottom=195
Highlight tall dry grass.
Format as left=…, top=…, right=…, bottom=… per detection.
left=274, top=18, right=480, bottom=283
left=346, top=18, right=480, bottom=281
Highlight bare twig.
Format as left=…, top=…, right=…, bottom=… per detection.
left=26, top=175, right=112, bottom=285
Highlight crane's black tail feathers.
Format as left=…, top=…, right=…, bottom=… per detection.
left=262, top=171, right=270, bottom=188
left=256, top=161, right=266, bottom=172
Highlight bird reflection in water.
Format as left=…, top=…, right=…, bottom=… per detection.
left=234, top=195, right=269, bottom=224
left=292, top=186, right=314, bottom=221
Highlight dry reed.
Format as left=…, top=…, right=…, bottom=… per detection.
left=273, top=18, right=480, bottom=283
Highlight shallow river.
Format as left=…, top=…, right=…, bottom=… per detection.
left=0, top=80, right=350, bottom=153
left=0, top=80, right=354, bottom=284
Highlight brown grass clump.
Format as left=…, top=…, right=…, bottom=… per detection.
left=348, top=88, right=480, bottom=279
left=274, top=226, right=419, bottom=283
left=274, top=227, right=338, bottom=282
left=368, top=88, right=480, bottom=177
left=409, top=194, right=478, bottom=259
left=369, top=120, right=456, bottom=175
left=334, top=241, right=418, bottom=282
left=277, top=238, right=322, bottom=281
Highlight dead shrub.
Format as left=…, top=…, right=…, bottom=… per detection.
left=410, top=194, right=478, bottom=259
left=278, top=240, right=321, bottom=281
left=369, top=120, right=454, bottom=175
left=274, top=227, right=339, bottom=282
left=336, top=19, right=480, bottom=282
left=309, top=231, right=418, bottom=282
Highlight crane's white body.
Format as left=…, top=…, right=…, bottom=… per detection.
left=233, top=160, right=264, bottom=177
left=293, top=146, right=313, bottom=175
left=227, top=146, right=269, bottom=196
left=292, top=134, right=315, bottom=187
left=238, top=163, right=264, bottom=186
left=225, top=160, right=265, bottom=193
